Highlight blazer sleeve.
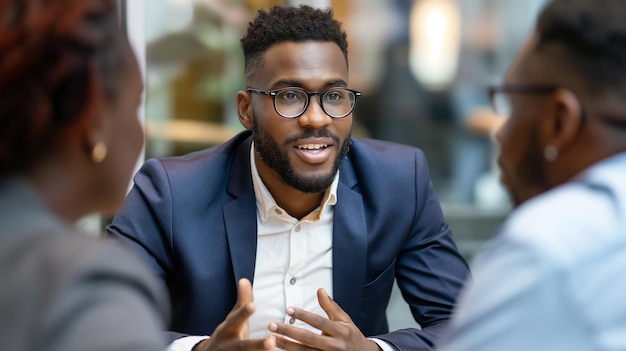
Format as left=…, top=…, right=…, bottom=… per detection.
left=107, top=158, right=176, bottom=280
left=376, top=149, right=471, bottom=350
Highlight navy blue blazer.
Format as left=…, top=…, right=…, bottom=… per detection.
left=108, top=131, right=469, bottom=350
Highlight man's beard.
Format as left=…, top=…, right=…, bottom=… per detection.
left=507, top=130, right=551, bottom=207
left=251, top=113, right=351, bottom=193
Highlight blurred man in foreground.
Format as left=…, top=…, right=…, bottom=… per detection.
left=437, top=0, right=626, bottom=349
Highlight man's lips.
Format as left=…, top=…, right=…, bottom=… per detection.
left=296, top=143, right=329, bottom=151
left=292, top=140, right=334, bottom=164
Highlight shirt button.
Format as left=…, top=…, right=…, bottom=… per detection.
left=294, top=225, right=301, bottom=232
left=289, top=317, right=296, bottom=325
left=275, top=209, right=282, bottom=215
left=289, top=277, right=296, bottom=285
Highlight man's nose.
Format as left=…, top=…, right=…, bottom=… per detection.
left=494, top=120, right=506, bottom=145
left=298, top=96, right=333, bottom=129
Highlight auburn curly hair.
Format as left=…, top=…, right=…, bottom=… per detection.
left=240, top=5, right=348, bottom=76
left=0, top=0, right=128, bottom=177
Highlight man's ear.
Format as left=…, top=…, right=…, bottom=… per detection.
left=237, top=90, right=253, bottom=130
left=541, top=88, right=584, bottom=153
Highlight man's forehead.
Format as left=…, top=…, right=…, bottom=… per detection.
left=250, top=41, right=348, bottom=87
left=263, top=41, right=345, bottom=63
left=505, top=34, right=538, bottom=82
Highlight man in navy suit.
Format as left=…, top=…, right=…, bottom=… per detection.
left=108, top=5, right=469, bottom=351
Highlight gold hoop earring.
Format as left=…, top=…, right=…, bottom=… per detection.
left=543, top=144, right=558, bottom=162
left=91, top=142, right=107, bottom=164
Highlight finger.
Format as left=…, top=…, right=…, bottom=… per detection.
left=285, top=307, right=334, bottom=333
left=316, top=288, right=351, bottom=322
left=273, top=334, right=314, bottom=351
left=220, top=301, right=255, bottom=334
left=237, top=278, right=254, bottom=308
left=214, top=336, right=276, bottom=351
left=269, top=321, right=328, bottom=350
left=265, top=334, right=277, bottom=350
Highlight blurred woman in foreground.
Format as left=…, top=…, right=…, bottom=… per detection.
left=0, top=0, right=168, bottom=350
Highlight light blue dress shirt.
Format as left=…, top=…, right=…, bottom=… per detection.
left=437, top=151, right=626, bottom=351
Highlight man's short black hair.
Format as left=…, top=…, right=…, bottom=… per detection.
left=534, top=0, right=626, bottom=91
left=240, top=5, right=348, bottom=77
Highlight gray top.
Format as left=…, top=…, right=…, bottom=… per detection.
left=0, top=178, right=170, bottom=351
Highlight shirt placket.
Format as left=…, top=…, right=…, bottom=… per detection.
left=284, top=221, right=306, bottom=325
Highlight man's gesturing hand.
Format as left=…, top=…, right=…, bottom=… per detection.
left=193, top=278, right=275, bottom=351
left=268, top=288, right=380, bottom=351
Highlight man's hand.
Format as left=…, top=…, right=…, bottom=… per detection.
left=193, top=278, right=275, bottom=351
left=268, top=288, right=380, bottom=351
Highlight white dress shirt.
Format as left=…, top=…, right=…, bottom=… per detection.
left=169, top=143, right=394, bottom=351
left=248, top=142, right=337, bottom=338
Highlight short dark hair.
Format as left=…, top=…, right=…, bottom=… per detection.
left=534, top=0, right=626, bottom=91
left=0, top=0, right=129, bottom=176
left=240, top=5, right=348, bottom=76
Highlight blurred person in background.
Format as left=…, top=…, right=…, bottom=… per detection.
left=0, top=0, right=169, bottom=350
left=108, top=5, right=469, bottom=351
left=437, top=0, right=626, bottom=349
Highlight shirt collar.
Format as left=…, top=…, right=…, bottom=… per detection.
left=250, top=142, right=338, bottom=223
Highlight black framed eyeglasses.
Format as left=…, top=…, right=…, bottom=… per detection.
left=488, top=84, right=560, bottom=116
left=246, top=87, right=362, bottom=119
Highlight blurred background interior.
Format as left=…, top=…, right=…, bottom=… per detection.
left=117, top=0, right=548, bottom=330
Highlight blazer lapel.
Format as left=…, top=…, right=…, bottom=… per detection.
left=223, top=135, right=258, bottom=283
left=223, top=193, right=257, bottom=283
left=332, top=180, right=367, bottom=319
